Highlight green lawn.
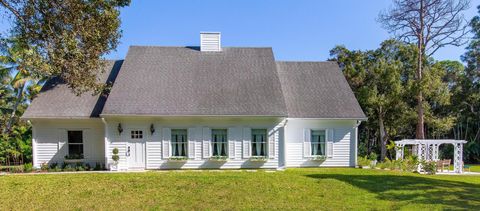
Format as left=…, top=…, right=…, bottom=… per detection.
left=1, top=168, right=479, bottom=210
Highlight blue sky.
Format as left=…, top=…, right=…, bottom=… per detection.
left=1, top=1, right=479, bottom=62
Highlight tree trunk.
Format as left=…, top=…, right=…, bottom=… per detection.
left=379, top=110, right=387, bottom=161
left=415, top=0, right=425, bottom=139
left=3, top=86, right=24, bottom=134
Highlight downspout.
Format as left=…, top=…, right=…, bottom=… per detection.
left=278, top=118, right=288, bottom=170
left=28, top=120, right=38, bottom=168
left=101, top=118, right=109, bottom=169
left=354, top=120, right=362, bottom=167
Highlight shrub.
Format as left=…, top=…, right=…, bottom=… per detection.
left=421, top=160, right=437, bottom=175
left=85, top=163, right=92, bottom=171
left=9, top=165, right=24, bottom=173
left=401, top=156, right=419, bottom=172
left=94, top=162, right=103, bottom=171
left=368, top=152, right=378, bottom=161
left=50, top=162, right=59, bottom=169
left=23, top=163, right=33, bottom=173
left=40, top=162, right=49, bottom=171
left=112, top=148, right=120, bottom=164
left=357, top=156, right=371, bottom=168
left=63, top=164, right=76, bottom=172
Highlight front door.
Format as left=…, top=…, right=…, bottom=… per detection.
left=127, top=130, right=145, bottom=169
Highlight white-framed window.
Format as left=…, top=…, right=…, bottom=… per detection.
left=131, top=130, right=143, bottom=139
left=67, top=130, right=84, bottom=158
left=171, top=129, right=187, bottom=157
left=311, top=130, right=326, bottom=156
left=252, top=129, right=267, bottom=156
left=212, top=129, right=228, bottom=156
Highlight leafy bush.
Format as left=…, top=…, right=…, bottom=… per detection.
left=112, top=148, right=120, bottom=163
left=421, top=160, right=437, bottom=175
left=357, top=156, right=371, bottom=168
left=94, top=163, right=103, bottom=171
left=9, top=165, right=24, bottom=173
left=400, top=156, right=419, bottom=172
left=63, top=164, right=76, bottom=172
left=368, top=152, right=378, bottom=161
left=85, top=163, right=92, bottom=171
left=23, top=163, right=33, bottom=173
left=40, top=162, right=49, bottom=171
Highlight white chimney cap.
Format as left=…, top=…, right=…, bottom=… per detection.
left=200, top=32, right=221, bottom=52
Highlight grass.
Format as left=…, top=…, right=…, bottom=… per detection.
left=0, top=168, right=479, bottom=210
left=446, top=164, right=480, bottom=172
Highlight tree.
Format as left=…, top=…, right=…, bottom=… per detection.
left=379, top=0, right=470, bottom=139
left=0, top=0, right=130, bottom=95
left=0, top=38, right=44, bottom=134
left=331, top=39, right=455, bottom=160
left=331, top=40, right=413, bottom=160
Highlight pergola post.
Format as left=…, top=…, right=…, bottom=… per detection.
left=395, top=144, right=404, bottom=160
left=453, top=143, right=463, bottom=173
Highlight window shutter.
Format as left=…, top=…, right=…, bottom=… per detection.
left=327, top=129, right=334, bottom=158
left=188, top=128, right=196, bottom=159
left=228, top=128, right=235, bottom=159
left=243, top=128, right=251, bottom=159
left=303, top=129, right=311, bottom=158
left=202, top=127, right=211, bottom=158
left=268, top=130, right=276, bottom=159
left=162, top=128, right=171, bottom=159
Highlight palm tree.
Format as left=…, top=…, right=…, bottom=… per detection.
left=0, top=38, right=44, bottom=134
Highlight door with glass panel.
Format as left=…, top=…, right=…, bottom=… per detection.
left=127, top=130, right=145, bottom=168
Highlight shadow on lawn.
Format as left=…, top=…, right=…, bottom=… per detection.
left=306, top=173, right=480, bottom=210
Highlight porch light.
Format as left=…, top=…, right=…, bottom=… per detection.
left=117, top=123, right=123, bottom=135
left=150, top=124, right=155, bottom=135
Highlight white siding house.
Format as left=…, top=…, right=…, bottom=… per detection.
left=23, top=32, right=366, bottom=170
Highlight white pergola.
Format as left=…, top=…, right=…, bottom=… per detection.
left=394, top=139, right=467, bottom=173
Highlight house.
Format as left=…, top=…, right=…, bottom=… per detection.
left=22, top=32, right=366, bottom=170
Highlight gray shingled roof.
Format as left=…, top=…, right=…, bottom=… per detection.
left=102, top=46, right=288, bottom=116
left=22, top=60, right=123, bottom=118
left=276, top=61, right=366, bottom=119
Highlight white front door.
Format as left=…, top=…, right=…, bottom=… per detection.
left=127, top=130, right=145, bottom=169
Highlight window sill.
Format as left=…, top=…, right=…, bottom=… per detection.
left=209, top=156, right=229, bottom=162
left=249, top=156, right=268, bottom=162
left=168, top=157, right=188, bottom=162
left=308, top=156, right=327, bottom=161
left=64, top=158, right=85, bottom=163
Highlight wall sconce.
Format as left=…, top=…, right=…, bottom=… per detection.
left=150, top=124, right=155, bottom=135
left=117, top=123, right=123, bottom=135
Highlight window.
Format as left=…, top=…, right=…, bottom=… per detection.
left=131, top=130, right=143, bottom=139
left=171, top=129, right=187, bottom=157
left=212, top=129, right=228, bottom=156
left=67, top=131, right=83, bottom=158
left=311, top=130, right=326, bottom=156
left=252, top=129, right=267, bottom=157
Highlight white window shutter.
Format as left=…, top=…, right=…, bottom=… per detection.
left=162, top=128, right=171, bottom=159
left=268, top=130, right=276, bottom=159
left=303, top=129, right=311, bottom=158
left=228, top=128, right=235, bottom=159
left=327, top=129, right=334, bottom=158
left=188, top=128, right=196, bottom=159
left=243, top=128, right=251, bottom=159
left=202, top=127, right=211, bottom=158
